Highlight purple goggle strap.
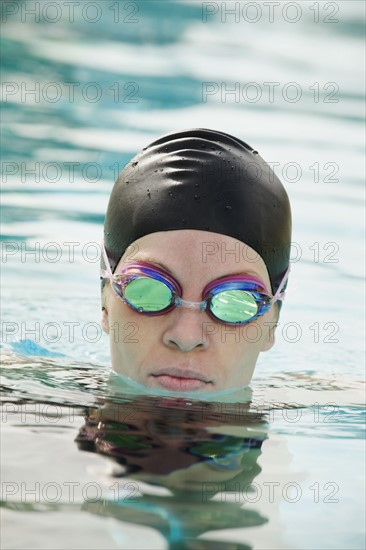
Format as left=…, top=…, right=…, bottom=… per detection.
left=271, top=264, right=290, bottom=304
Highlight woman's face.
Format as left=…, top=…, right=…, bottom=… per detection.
left=102, top=230, right=278, bottom=391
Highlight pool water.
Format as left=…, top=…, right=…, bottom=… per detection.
left=1, top=1, right=365, bottom=549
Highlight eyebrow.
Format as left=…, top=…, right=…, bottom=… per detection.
left=121, top=255, right=173, bottom=275
left=125, top=255, right=266, bottom=285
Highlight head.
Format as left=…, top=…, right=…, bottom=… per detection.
left=101, top=129, right=292, bottom=392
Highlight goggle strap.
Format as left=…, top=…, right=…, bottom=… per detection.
left=101, top=241, right=114, bottom=281
left=272, top=265, right=291, bottom=304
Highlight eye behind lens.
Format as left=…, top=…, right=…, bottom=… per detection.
left=210, top=290, right=260, bottom=323
left=123, top=276, right=173, bottom=312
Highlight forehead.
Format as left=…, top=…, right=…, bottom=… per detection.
left=120, top=230, right=271, bottom=287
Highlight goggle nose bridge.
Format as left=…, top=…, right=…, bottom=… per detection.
left=174, top=296, right=207, bottom=311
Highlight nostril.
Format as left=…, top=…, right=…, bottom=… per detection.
left=163, top=321, right=210, bottom=351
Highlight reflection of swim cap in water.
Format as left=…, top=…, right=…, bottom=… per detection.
left=102, top=128, right=292, bottom=300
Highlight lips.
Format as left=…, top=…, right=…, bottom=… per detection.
left=150, top=367, right=213, bottom=391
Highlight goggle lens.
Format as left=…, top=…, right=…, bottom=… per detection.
left=123, top=277, right=173, bottom=312
left=210, top=290, right=259, bottom=323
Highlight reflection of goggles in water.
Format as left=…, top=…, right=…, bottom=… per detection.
left=101, top=242, right=290, bottom=325
left=98, top=423, right=262, bottom=472
left=189, top=437, right=263, bottom=471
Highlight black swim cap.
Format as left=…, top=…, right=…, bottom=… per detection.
left=102, top=128, right=292, bottom=299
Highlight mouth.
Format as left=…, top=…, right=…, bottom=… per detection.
left=150, top=368, right=213, bottom=391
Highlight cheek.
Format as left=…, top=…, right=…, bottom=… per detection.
left=240, top=323, right=262, bottom=344
left=215, top=318, right=269, bottom=355
left=108, top=299, right=163, bottom=348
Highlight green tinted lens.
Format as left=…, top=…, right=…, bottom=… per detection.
left=124, top=277, right=172, bottom=312
left=211, top=290, right=258, bottom=323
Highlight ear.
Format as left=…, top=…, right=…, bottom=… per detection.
left=101, top=307, right=110, bottom=334
left=261, top=305, right=279, bottom=352
left=261, top=321, right=277, bottom=352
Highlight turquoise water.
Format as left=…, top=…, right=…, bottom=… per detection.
left=1, top=1, right=365, bottom=548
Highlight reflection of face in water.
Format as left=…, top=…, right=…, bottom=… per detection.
left=76, top=395, right=266, bottom=491
left=75, top=394, right=269, bottom=545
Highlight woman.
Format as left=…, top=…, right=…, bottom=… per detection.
left=100, top=128, right=292, bottom=392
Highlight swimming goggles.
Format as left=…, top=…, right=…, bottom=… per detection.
left=101, top=242, right=290, bottom=325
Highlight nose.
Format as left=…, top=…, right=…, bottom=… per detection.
left=162, top=307, right=210, bottom=352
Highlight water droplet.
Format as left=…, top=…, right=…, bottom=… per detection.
left=194, top=194, right=200, bottom=200
left=132, top=161, right=138, bottom=167
left=194, top=183, right=199, bottom=187
left=138, top=307, right=143, bottom=312
left=160, top=168, right=164, bottom=172
left=154, top=169, right=158, bottom=173
left=225, top=205, right=232, bottom=211
left=252, top=150, right=258, bottom=155
left=168, top=191, right=173, bottom=197
left=125, top=180, right=129, bottom=184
